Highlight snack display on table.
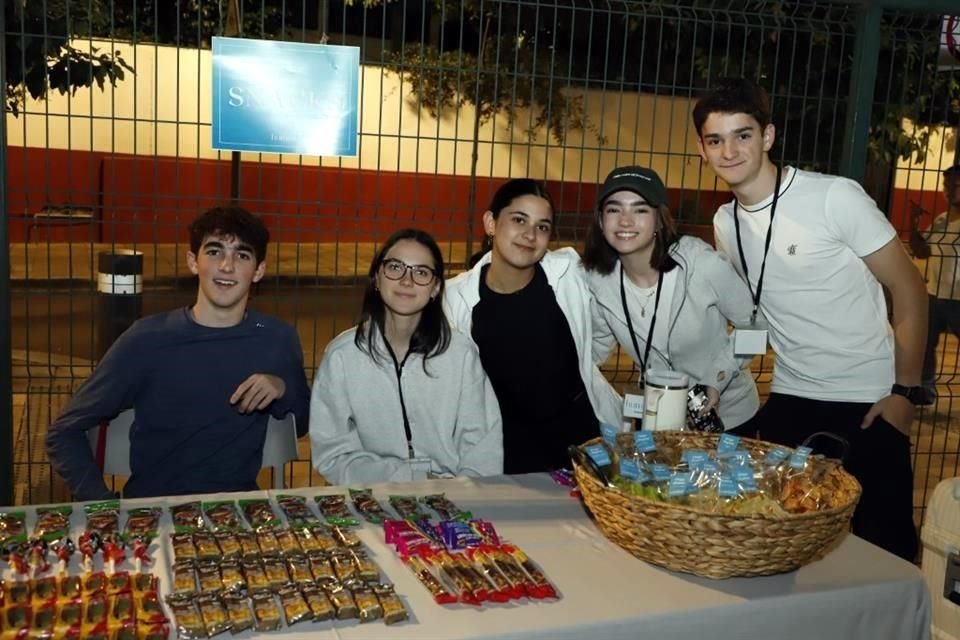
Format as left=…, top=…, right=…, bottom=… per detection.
left=1, top=504, right=169, bottom=640
left=570, top=429, right=862, bottom=579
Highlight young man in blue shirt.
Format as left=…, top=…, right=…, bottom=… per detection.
left=46, top=205, right=311, bottom=499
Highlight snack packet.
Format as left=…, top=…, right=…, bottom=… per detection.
left=84, top=501, right=121, bottom=543
left=345, top=579, right=382, bottom=622
left=349, top=489, right=390, bottom=524
left=277, top=584, right=312, bottom=626
left=389, top=495, right=429, bottom=521
left=195, top=592, right=231, bottom=637
left=222, top=591, right=254, bottom=635
left=202, top=502, right=245, bottom=533
left=34, top=506, right=73, bottom=542
left=421, top=494, right=471, bottom=521
left=502, top=544, right=558, bottom=599
left=275, top=495, right=320, bottom=527
left=250, top=591, right=282, bottom=632
left=314, top=495, right=359, bottom=527
left=122, top=508, right=161, bottom=542
left=239, top=500, right=280, bottom=532
left=0, top=511, right=27, bottom=552
left=169, top=502, right=206, bottom=534
left=300, top=583, right=334, bottom=621
left=372, top=583, right=409, bottom=625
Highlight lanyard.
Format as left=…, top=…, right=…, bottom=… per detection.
left=732, top=164, right=782, bottom=323
left=620, top=265, right=664, bottom=386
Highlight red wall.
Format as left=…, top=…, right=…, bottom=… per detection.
left=6, top=145, right=796, bottom=244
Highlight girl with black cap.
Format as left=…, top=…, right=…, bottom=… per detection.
left=582, top=166, right=759, bottom=433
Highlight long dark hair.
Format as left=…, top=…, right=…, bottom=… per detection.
left=468, top=178, right=556, bottom=268
left=581, top=200, right=680, bottom=275
left=355, top=228, right=451, bottom=369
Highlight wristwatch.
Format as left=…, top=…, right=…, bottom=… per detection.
left=890, top=384, right=925, bottom=405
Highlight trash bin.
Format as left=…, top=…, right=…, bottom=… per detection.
left=922, top=477, right=960, bottom=639
left=96, top=250, right=143, bottom=358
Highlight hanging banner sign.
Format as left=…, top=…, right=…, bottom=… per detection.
left=212, top=36, right=360, bottom=156
left=939, top=15, right=960, bottom=71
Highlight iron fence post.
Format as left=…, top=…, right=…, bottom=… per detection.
left=840, top=3, right=883, bottom=184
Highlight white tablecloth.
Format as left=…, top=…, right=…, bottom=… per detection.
left=8, top=474, right=931, bottom=640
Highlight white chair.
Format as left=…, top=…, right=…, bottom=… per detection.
left=87, top=411, right=299, bottom=489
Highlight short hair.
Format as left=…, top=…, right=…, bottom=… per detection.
left=692, top=77, right=772, bottom=137
left=581, top=201, right=680, bottom=275
left=188, top=205, right=269, bottom=264
left=945, top=165, right=960, bottom=181
left=356, top=228, right=451, bottom=370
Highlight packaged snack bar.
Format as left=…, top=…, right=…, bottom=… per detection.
left=82, top=594, right=109, bottom=634
left=466, top=547, right=519, bottom=600
left=33, top=601, right=57, bottom=635
left=285, top=555, right=313, bottom=585
left=420, top=494, right=471, bottom=521
left=201, top=502, right=244, bottom=534
left=83, top=572, right=107, bottom=597
left=239, top=500, right=280, bottom=532
left=350, top=548, right=380, bottom=583
left=277, top=584, right=313, bottom=626
left=171, top=561, right=197, bottom=597
left=400, top=553, right=456, bottom=605
left=27, top=537, right=51, bottom=577
left=165, top=594, right=204, bottom=640
left=33, top=576, right=58, bottom=603
left=191, top=533, right=220, bottom=563
left=305, top=525, right=337, bottom=552
left=250, top=592, right=282, bottom=632
left=292, top=527, right=324, bottom=554
left=196, top=562, right=222, bottom=594
left=274, top=529, right=301, bottom=557
left=134, top=591, right=167, bottom=626
left=300, top=584, right=333, bottom=621
left=372, top=583, right=408, bottom=625
left=345, top=580, right=382, bottom=622
left=55, top=600, right=83, bottom=637
left=349, top=489, right=390, bottom=524
left=109, top=592, right=135, bottom=629
left=84, top=502, right=121, bottom=543
left=221, top=592, right=254, bottom=635
left=314, top=495, right=359, bottom=527
left=234, top=532, right=260, bottom=560
left=169, top=503, right=206, bottom=534
left=130, top=573, right=158, bottom=595
left=34, top=506, right=73, bottom=542
left=212, top=533, right=240, bottom=561
left=255, top=530, right=280, bottom=556
left=58, top=575, right=83, bottom=601
left=502, top=544, right=559, bottom=599
left=388, top=495, right=428, bottom=521
left=307, top=552, right=335, bottom=583
left=240, top=559, right=269, bottom=594
left=0, top=511, right=27, bottom=553
left=7, top=548, right=29, bottom=577
left=52, top=538, right=75, bottom=576
left=275, top=495, right=320, bottom=527
left=482, top=546, right=531, bottom=595
left=329, top=526, right=361, bottom=548
left=169, top=534, right=197, bottom=563
left=320, top=580, right=358, bottom=620
left=195, top=593, right=231, bottom=637
left=434, top=550, right=488, bottom=604
left=106, top=572, right=132, bottom=596
left=101, top=539, right=126, bottom=576
left=329, top=549, right=358, bottom=582
left=262, top=556, right=290, bottom=591
left=122, top=508, right=161, bottom=543
left=219, top=560, right=245, bottom=593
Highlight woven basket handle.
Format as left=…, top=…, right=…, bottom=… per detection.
left=567, top=444, right=615, bottom=488
left=800, top=431, right=851, bottom=464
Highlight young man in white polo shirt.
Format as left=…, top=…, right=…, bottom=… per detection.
left=692, top=78, right=927, bottom=561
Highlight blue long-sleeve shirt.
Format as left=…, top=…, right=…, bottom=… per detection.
left=45, top=307, right=311, bottom=500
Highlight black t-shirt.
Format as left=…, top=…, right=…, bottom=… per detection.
left=471, top=264, right=598, bottom=473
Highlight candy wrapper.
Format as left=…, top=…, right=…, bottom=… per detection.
left=349, top=489, right=391, bottom=524
left=320, top=580, right=358, bottom=620
left=27, top=537, right=51, bottom=577
left=255, top=529, right=281, bottom=556
left=389, top=495, right=429, bottom=521
left=314, top=495, right=359, bottom=527
left=0, top=511, right=27, bottom=554
left=330, top=526, right=361, bottom=548
left=241, top=559, right=270, bottom=594
left=192, top=533, right=221, bottom=563
left=501, top=544, right=559, bottom=599
left=372, top=583, right=408, bottom=625
left=400, top=553, right=455, bottom=605
left=275, top=495, right=320, bottom=527
left=101, top=539, right=126, bottom=575
left=466, top=547, right=522, bottom=600
left=165, top=594, right=205, bottom=640
left=345, top=579, right=382, bottom=622
left=52, top=537, right=75, bottom=575
left=426, top=549, right=487, bottom=605
left=300, top=583, right=334, bottom=621
left=239, top=500, right=280, bottom=532
left=222, top=591, right=254, bottom=635
left=170, top=502, right=206, bottom=534
left=123, top=507, right=161, bottom=543
left=202, top=502, right=245, bottom=533
left=196, top=592, right=231, bottom=637
left=172, top=562, right=198, bottom=597
left=131, top=537, right=152, bottom=573
left=213, top=532, right=241, bottom=560
left=84, top=501, right=121, bottom=543
left=277, top=584, right=312, bottom=626
left=250, top=591, right=282, bottom=632
left=300, top=526, right=336, bottom=553
left=34, top=506, right=73, bottom=542
left=235, top=532, right=261, bottom=560
left=421, top=494, right=471, bottom=521
left=307, top=552, right=335, bottom=583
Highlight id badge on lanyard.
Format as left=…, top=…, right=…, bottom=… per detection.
left=731, top=164, right=782, bottom=357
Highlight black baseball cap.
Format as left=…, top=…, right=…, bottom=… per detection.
left=944, top=164, right=960, bottom=179
left=597, top=166, right=667, bottom=209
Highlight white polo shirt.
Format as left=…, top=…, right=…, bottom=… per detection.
left=713, top=167, right=896, bottom=403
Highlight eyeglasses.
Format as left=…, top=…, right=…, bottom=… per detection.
left=381, top=258, right=436, bottom=286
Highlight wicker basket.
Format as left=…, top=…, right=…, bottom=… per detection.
left=572, top=431, right=861, bottom=579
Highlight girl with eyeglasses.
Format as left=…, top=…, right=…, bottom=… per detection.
left=309, top=228, right=503, bottom=484
left=582, top=166, right=759, bottom=432
left=445, top=179, right=622, bottom=474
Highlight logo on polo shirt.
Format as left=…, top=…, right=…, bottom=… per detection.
left=787, top=244, right=797, bottom=256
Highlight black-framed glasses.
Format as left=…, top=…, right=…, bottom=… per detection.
left=381, top=258, right=436, bottom=286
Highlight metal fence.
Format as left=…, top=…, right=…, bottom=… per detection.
left=2, top=1, right=959, bottom=526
